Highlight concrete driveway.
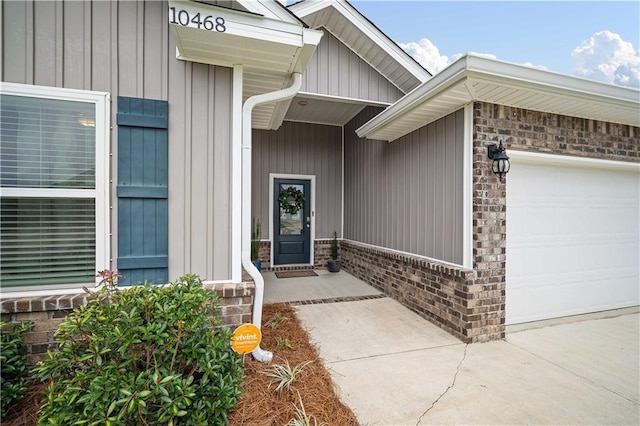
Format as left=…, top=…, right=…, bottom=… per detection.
left=293, top=297, right=639, bottom=425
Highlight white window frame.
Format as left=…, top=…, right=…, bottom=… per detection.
left=0, top=82, right=111, bottom=297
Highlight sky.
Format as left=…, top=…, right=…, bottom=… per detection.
left=347, top=1, right=640, bottom=88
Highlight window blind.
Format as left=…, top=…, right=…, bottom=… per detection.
left=0, top=94, right=97, bottom=289
left=0, top=94, right=95, bottom=189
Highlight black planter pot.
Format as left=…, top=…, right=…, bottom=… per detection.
left=327, top=260, right=340, bottom=273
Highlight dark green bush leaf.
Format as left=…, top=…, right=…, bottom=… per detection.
left=1, top=320, right=34, bottom=419
left=34, top=274, right=243, bottom=425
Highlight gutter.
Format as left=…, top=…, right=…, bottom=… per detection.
left=242, top=72, right=303, bottom=363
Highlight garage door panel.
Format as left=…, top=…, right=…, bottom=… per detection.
left=506, top=159, right=640, bottom=325
left=508, top=273, right=637, bottom=324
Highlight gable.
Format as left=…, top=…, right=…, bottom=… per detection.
left=290, top=0, right=430, bottom=93
left=301, top=30, right=405, bottom=104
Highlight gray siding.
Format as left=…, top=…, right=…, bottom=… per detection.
left=301, top=30, right=405, bottom=104
left=252, top=122, right=342, bottom=239
left=344, top=107, right=464, bottom=265
left=2, top=0, right=233, bottom=281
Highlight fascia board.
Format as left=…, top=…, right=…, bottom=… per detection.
left=337, top=1, right=430, bottom=82
left=291, top=27, right=323, bottom=73
left=356, top=57, right=470, bottom=139
left=465, top=54, right=640, bottom=105
left=291, top=0, right=430, bottom=83
left=358, top=54, right=640, bottom=141
left=246, top=0, right=308, bottom=26
left=288, top=0, right=331, bottom=17
left=268, top=98, right=294, bottom=130
left=236, top=0, right=295, bottom=23
left=170, top=1, right=305, bottom=47
left=469, top=71, right=639, bottom=115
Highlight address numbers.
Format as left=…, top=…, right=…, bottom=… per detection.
left=169, top=7, right=226, bottom=32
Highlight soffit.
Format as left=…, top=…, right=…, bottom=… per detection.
left=284, top=93, right=380, bottom=126
left=289, top=0, right=430, bottom=94
left=169, top=0, right=322, bottom=129
left=358, top=55, right=640, bottom=142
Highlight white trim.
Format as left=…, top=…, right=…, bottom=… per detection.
left=269, top=173, right=316, bottom=267
left=0, top=188, right=96, bottom=198
left=0, top=82, right=110, bottom=296
left=341, top=124, right=345, bottom=238
left=348, top=240, right=470, bottom=271
left=95, top=92, right=111, bottom=281
left=202, top=279, right=234, bottom=286
left=283, top=118, right=350, bottom=127
left=508, top=150, right=640, bottom=172
left=231, top=65, right=243, bottom=283
left=0, top=288, right=90, bottom=299
left=169, top=1, right=306, bottom=48
left=463, top=103, right=473, bottom=269
left=357, top=54, right=640, bottom=141
left=297, top=91, right=393, bottom=107
left=0, top=82, right=109, bottom=103
left=239, top=0, right=302, bottom=25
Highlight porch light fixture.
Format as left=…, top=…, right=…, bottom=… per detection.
left=487, top=138, right=510, bottom=182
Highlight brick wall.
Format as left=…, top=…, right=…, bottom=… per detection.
left=464, top=102, right=639, bottom=342
left=1, top=282, right=254, bottom=366
left=340, top=240, right=499, bottom=343
left=254, top=240, right=333, bottom=271
left=474, top=102, right=639, bottom=162
left=341, top=103, right=638, bottom=343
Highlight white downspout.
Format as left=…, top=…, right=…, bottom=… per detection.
left=242, top=72, right=303, bottom=363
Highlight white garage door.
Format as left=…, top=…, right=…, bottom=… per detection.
left=506, top=152, right=640, bottom=325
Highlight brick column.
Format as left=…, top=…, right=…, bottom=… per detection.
left=469, top=102, right=507, bottom=341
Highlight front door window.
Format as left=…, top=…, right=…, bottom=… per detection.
left=279, top=184, right=304, bottom=236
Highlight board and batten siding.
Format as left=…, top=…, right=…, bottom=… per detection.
left=301, top=30, right=405, bottom=104
left=344, top=107, right=465, bottom=265
left=2, top=0, right=234, bottom=281
left=252, top=122, right=342, bottom=239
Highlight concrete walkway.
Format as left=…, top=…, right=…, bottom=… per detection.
left=263, top=270, right=640, bottom=425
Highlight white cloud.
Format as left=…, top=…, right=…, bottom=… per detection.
left=399, top=38, right=450, bottom=74
left=572, top=30, right=640, bottom=88
left=399, top=38, right=546, bottom=74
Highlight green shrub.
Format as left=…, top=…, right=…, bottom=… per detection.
left=34, top=274, right=243, bottom=425
left=1, top=320, right=34, bottom=420
left=330, top=230, right=339, bottom=261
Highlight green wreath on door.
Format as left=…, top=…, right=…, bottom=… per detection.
left=278, top=187, right=305, bottom=215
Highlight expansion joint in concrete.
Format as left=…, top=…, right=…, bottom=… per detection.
left=416, top=343, right=468, bottom=425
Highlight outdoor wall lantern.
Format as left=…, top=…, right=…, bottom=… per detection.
left=487, top=138, right=510, bottom=182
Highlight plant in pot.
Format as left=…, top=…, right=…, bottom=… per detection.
left=327, top=230, right=340, bottom=272
left=251, top=217, right=262, bottom=271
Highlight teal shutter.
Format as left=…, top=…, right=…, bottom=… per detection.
left=117, top=97, right=168, bottom=286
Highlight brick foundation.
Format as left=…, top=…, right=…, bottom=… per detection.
left=1, top=282, right=254, bottom=366
left=254, top=239, right=334, bottom=271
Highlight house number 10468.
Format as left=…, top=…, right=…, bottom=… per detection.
left=169, top=7, right=226, bottom=32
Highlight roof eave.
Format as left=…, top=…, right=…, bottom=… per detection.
left=358, top=54, right=640, bottom=141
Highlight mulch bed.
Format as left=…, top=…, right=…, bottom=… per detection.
left=2, top=381, right=46, bottom=426
left=229, top=303, right=359, bottom=425
left=2, top=303, right=359, bottom=426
